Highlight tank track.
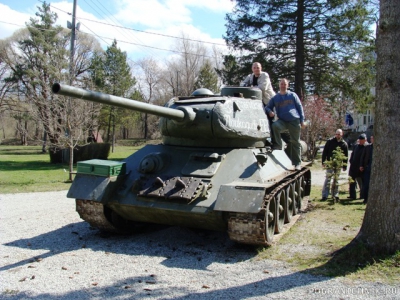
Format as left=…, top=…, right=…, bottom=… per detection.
left=76, top=168, right=310, bottom=244
left=76, top=199, right=119, bottom=232
left=228, top=168, right=310, bottom=246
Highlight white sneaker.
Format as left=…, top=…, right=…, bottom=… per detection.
left=295, top=165, right=302, bottom=171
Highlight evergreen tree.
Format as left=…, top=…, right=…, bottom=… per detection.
left=102, top=40, right=135, bottom=97
left=90, top=40, right=137, bottom=143
left=3, top=2, right=68, bottom=145
left=217, top=53, right=277, bottom=87
left=323, top=146, right=347, bottom=203
left=224, top=0, right=375, bottom=100
left=194, top=60, right=219, bottom=93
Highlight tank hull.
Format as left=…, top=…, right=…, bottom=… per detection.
left=68, top=144, right=311, bottom=245
left=54, top=83, right=312, bottom=245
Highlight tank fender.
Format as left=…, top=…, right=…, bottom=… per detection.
left=67, top=174, right=124, bottom=203
left=214, top=182, right=272, bottom=213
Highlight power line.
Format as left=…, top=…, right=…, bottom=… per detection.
left=38, top=0, right=227, bottom=47
left=79, top=22, right=110, bottom=46
left=79, top=23, right=214, bottom=58
left=0, top=20, right=215, bottom=59
left=77, top=16, right=227, bottom=46
left=0, top=20, right=63, bottom=33
left=84, top=0, right=160, bottom=59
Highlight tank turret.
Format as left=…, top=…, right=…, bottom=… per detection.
left=52, top=83, right=269, bottom=148
left=52, top=83, right=311, bottom=246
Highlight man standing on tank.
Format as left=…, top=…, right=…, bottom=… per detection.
left=241, top=62, right=275, bottom=105
left=321, top=129, right=349, bottom=201
left=348, top=133, right=367, bottom=200
left=265, top=78, right=306, bottom=170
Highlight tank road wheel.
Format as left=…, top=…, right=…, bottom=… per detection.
left=265, top=197, right=276, bottom=244
left=275, top=190, right=285, bottom=233
left=293, top=179, right=300, bottom=216
left=294, top=177, right=303, bottom=212
left=284, top=183, right=295, bottom=223
left=299, top=175, right=306, bottom=199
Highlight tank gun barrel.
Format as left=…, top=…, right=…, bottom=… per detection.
left=52, top=83, right=186, bottom=122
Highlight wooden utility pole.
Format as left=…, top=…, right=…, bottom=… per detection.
left=67, top=0, right=78, bottom=181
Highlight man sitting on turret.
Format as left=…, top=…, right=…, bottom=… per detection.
left=240, top=62, right=275, bottom=105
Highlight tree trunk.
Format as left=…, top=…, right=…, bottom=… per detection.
left=42, top=130, right=47, bottom=153
left=144, top=113, right=148, bottom=139
left=35, top=122, right=40, bottom=139
left=295, top=0, right=305, bottom=99
left=107, top=108, right=112, bottom=143
left=68, top=143, right=74, bottom=182
left=357, top=0, right=400, bottom=253
left=22, top=120, right=28, bottom=145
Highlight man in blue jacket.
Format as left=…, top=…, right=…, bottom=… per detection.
left=265, top=78, right=305, bottom=170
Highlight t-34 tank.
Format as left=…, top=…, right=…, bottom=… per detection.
left=52, top=83, right=311, bottom=246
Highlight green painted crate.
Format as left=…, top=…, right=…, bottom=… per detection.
left=77, top=159, right=126, bottom=177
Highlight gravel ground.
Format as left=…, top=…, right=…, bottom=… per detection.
left=1, top=179, right=398, bottom=299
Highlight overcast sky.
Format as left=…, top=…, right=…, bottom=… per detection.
left=0, top=0, right=235, bottom=62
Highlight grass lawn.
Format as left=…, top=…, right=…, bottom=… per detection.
left=0, top=144, right=140, bottom=194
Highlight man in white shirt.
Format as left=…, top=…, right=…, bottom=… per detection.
left=241, top=62, right=275, bottom=105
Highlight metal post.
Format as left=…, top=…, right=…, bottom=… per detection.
left=176, top=71, right=179, bottom=95
left=69, top=0, right=77, bottom=84
left=112, top=114, right=115, bottom=153
left=68, top=0, right=77, bottom=180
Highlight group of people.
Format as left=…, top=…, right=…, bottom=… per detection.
left=321, top=129, right=374, bottom=204
left=240, top=62, right=373, bottom=204
left=241, top=62, right=305, bottom=170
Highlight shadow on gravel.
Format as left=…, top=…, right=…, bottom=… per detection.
left=1, top=271, right=328, bottom=300
left=1, top=221, right=334, bottom=299
left=2, top=221, right=258, bottom=272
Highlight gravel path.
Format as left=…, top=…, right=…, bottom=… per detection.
left=0, top=187, right=398, bottom=299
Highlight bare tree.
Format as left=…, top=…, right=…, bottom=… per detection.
left=165, top=33, right=209, bottom=96
left=301, top=95, right=336, bottom=160
left=135, top=57, right=163, bottom=139
left=1, top=3, right=103, bottom=181
left=0, top=57, right=13, bottom=113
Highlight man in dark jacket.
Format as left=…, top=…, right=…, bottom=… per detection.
left=360, top=135, right=374, bottom=204
left=321, top=129, right=349, bottom=201
left=348, top=133, right=367, bottom=199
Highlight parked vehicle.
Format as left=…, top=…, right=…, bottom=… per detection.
left=52, top=83, right=311, bottom=246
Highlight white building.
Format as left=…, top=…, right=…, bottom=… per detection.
left=346, top=87, right=375, bottom=132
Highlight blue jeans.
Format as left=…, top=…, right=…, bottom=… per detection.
left=271, top=119, right=301, bottom=165
left=322, top=169, right=340, bottom=198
